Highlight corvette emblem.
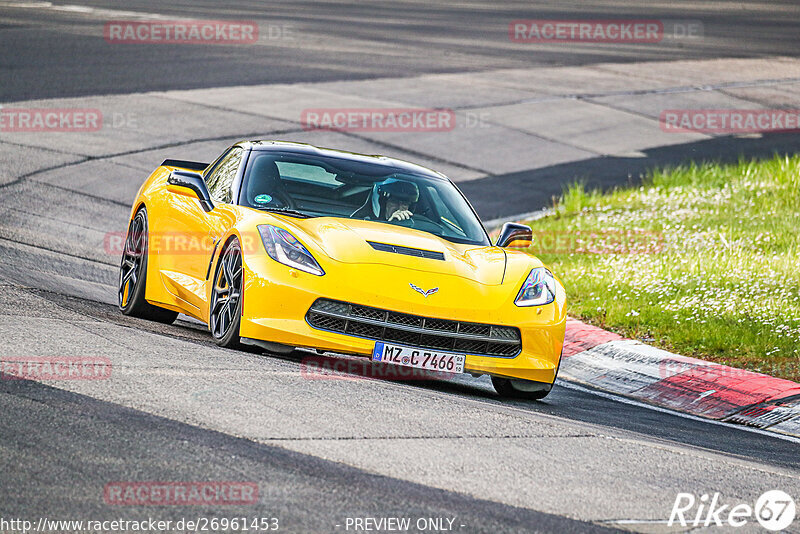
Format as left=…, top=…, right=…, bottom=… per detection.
left=410, top=283, right=438, bottom=297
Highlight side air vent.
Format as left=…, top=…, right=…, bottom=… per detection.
left=367, top=241, right=445, bottom=261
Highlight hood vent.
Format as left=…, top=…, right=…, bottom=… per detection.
left=367, top=241, right=445, bottom=261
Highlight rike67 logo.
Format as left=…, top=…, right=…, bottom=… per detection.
left=669, top=490, right=795, bottom=531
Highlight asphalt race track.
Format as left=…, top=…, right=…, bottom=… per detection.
left=3, top=0, right=800, bottom=102
left=1, top=2, right=799, bottom=533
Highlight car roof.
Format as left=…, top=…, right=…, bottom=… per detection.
left=238, top=140, right=448, bottom=181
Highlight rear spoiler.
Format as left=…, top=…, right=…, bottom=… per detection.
left=161, top=159, right=209, bottom=172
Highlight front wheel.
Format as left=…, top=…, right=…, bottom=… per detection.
left=209, top=238, right=246, bottom=349
left=491, top=376, right=553, bottom=400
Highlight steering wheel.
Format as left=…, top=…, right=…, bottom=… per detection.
left=392, top=217, right=415, bottom=228
left=272, top=190, right=296, bottom=209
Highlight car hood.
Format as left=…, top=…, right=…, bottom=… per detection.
left=282, top=217, right=509, bottom=286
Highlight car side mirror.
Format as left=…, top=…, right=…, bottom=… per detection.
left=496, top=222, right=532, bottom=248
left=168, top=170, right=214, bottom=212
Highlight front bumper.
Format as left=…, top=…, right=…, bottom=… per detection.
left=238, top=254, right=566, bottom=384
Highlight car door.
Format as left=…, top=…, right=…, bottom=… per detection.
left=158, top=147, right=243, bottom=317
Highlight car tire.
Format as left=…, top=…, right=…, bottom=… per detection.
left=209, top=237, right=247, bottom=350
left=491, top=376, right=553, bottom=400
left=118, top=207, right=179, bottom=324
left=491, top=351, right=561, bottom=400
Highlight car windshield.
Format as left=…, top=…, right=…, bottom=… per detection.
left=239, top=151, right=490, bottom=246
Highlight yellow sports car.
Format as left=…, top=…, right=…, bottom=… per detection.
left=119, top=141, right=566, bottom=399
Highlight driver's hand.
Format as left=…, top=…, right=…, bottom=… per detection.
left=388, top=209, right=413, bottom=222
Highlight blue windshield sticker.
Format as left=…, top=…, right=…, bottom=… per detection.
left=254, top=194, right=273, bottom=204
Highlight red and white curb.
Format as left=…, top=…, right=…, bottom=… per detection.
left=560, top=319, right=800, bottom=438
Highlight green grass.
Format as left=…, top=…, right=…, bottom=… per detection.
left=524, top=155, right=800, bottom=382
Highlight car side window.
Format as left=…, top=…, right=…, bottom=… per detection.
left=205, top=147, right=243, bottom=204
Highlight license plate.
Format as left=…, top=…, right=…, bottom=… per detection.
left=372, top=342, right=465, bottom=374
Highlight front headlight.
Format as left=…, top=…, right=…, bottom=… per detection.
left=515, top=267, right=556, bottom=306
left=257, top=225, right=325, bottom=276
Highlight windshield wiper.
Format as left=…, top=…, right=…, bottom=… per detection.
left=254, top=207, right=313, bottom=218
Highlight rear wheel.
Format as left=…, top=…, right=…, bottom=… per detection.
left=118, top=208, right=179, bottom=324
left=209, top=238, right=246, bottom=349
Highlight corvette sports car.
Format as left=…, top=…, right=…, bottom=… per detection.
left=119, top=141, right=566, bottom=399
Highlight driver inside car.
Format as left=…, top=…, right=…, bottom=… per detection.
left=352, top=177, right=419, bottom=222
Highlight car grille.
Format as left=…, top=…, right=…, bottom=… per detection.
left=306, top=299, right=521, bottom=357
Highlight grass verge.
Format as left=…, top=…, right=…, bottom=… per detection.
left=525, top=154, right=800, bottom=382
